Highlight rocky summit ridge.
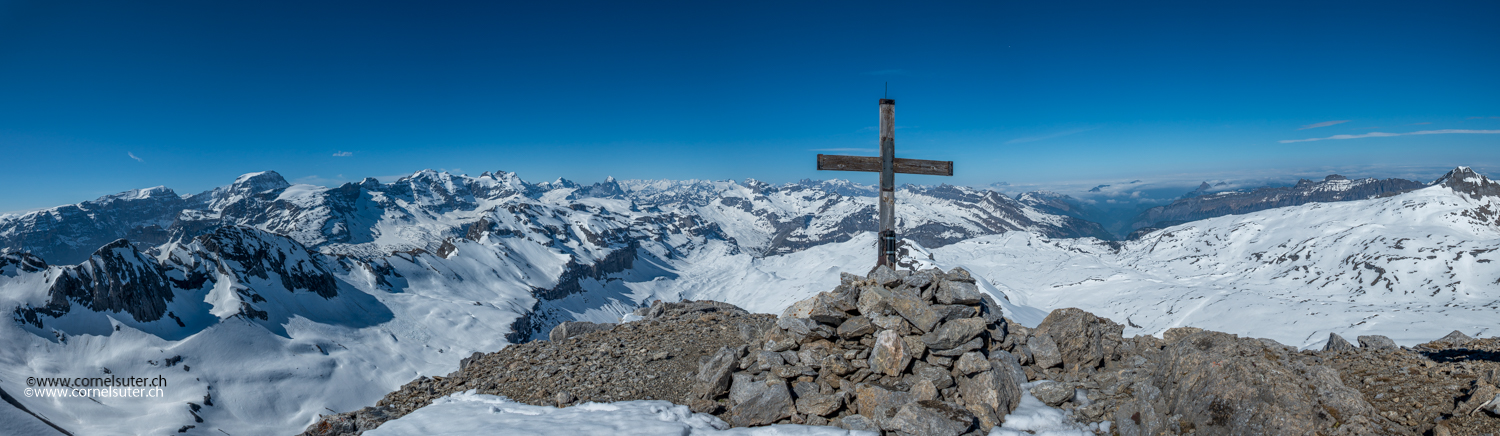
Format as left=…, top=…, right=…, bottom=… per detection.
left=302, top=266, right=1500, bottom=436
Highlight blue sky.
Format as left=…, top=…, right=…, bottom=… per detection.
left=1, top=1, right=1497, bottom=212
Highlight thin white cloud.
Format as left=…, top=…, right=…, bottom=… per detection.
left=1279, top=129, right=1500, bottom=143
left=1005, top=128, right=1093, bottom=145
left=1297, top=120, right=1350, bottom=130
left=128, top=152, right=143, bottom=162
left=332, top=151, right=353, bottom=157
left=812, top=148, right=878, bottom=153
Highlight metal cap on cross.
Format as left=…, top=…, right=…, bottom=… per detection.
left=816, top=99, right=953, bottom=268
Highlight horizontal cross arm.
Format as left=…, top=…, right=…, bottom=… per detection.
left=816, top=154, right=953, bottom=176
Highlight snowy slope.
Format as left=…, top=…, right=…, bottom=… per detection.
left=934, top=175, right=1500, bottom=349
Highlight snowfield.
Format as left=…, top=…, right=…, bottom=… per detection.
left=0, top=168, right=1495, bottom=434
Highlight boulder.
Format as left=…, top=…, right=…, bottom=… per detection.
left=887, top=400, right=975, bottom=436
left=1435, top=330, right=1474, bottom=345
left=869, top=330, right=912, bottom=376
left=923, top=318, right=986, bottom=350
left=869, top=264, right=900, bottom=287
left=888, top=286, right=943, bottom=333
left=1032, top=308, right=1122, bottom=371
left=944, top=267, right=975, bottom=283
left=954, top=352, right=989, bottom=375
left=728, top=373, right=795, bottom=427
left=837, top=316, right=875, bottom=339
left=795, top=392, right=846, bottom=417
left=1323, top=333, right=1356, bottom=352
left=957, top=367, right=1018, bottom=430
left=839, top=415, right=879, bottom=432
left=548, top=321, right=615, bottom=342
left=854, top=383, right=913, bottom=427
left=784, top=292, right=852, bottom=326
left=1030, top=381, right=1074, bottom=406
left=857, top=284, right=894, bottom=317
left=1356, top=335, right=1398, bottom=350
left=1029, top=332, right=1063, bottom=369
left=690, top=346, right=741, bottom=399
left=935, top=280, right=982, bottom=305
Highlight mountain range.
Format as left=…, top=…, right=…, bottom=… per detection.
left=0, top=166, right=1495, bottom=434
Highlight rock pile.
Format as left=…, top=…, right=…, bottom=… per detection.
left=299, top=300, right=773, bottom=436
left=302, top=266, right=1500, bottom=436
left=681, top=265, right=1019, bottom=435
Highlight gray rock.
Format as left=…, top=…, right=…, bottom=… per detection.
left=910, top=378, right=938, bottom=401
left=857, top=284, right=894, bottom=317
left=1032, top=308, right=1122, bottom=371
left=555, top=391, right=575, bottom=407
left=935, top=280, right=982, bottom=305
left=763, top=328, right=798, bottom=352
left=977, top=294, right=1004, bottom=325
left=1436, top=330, right=1474, bottom=345
left=459, top=351, right=483, bottom=371
left=1030, top=381, right=1074, bottom=406
left=548, top=321, right=615, bottom=342
left=837, top=316, right=875, bottom=339
left=932, top=304, right=976, bottom=323
left=690, top=346, right=741, bottom=399
left=1322, top=333, right=1356, bottom=352
left=728, top=373, right=795, bottom=427
left=795, top=392, right=846, bottom=417
left=1356, top=334, right=1397, bottom=350
left=1029, top=332, right=1063, bottom=369
left=1162, top=326, right=1204, bottom=344
left=954, top=352, right=989, bottom=375
left=902, top=270, right=935, bottom=290
left=641, top=300, right=749, bottom=320
left=944, top=267, right=976, bottom=283
left=869, top=264, right=900, bottom=287
left=929, top=337, right=983, bottom=357
left=839, top=414, right=880, bottom=432
left=854, top=383, right=913, bottom=427
left=887, top=400, right=975, bottom=436
left=888, top=286, right=943, bottom=333
left=923, top=318, right=986, bottom=350
left=820, top=354, right=853, bottom=376
left=957, top=368, right=1018, bottom=431
left=988, top=351, right=1027, bottom=404
left=914, top=365, right=955, bottom=390
left=869, top=330, right=912, bottom=376
left=783, top=292, right=852, bottom=326
left=753, top=351, right=786, bottom=373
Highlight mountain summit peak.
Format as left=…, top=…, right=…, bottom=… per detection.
left=1433, top=166, right=1499, bottom=198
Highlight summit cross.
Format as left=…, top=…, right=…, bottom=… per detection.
left=816, top=98, right=954, bottom=268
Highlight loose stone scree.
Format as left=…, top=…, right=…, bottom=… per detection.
left=817, top=99, right=954, bottom=268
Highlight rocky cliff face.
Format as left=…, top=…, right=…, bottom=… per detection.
left=1128, top=174, right=1427, bottom=237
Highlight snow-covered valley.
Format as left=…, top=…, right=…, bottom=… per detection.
left=0, top=167, right=1496, bottom=435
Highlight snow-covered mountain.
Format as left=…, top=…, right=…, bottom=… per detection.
left=1127, top=174, right=1427, bottom=237
left=942, top=166, right=1500, bottom=347
left=0, top=166, right=1495, bottom=435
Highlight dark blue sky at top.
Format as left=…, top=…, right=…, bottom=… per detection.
left=1, top=0, right=1497, bottom=212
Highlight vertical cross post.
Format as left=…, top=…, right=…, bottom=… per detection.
left=878, top=99, right=897, bottom=267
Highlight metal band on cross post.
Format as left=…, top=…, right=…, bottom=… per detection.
left=816, top=98, right=954, bottom=268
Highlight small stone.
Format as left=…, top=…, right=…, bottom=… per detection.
left=944, top=267, right=976, bottom=283
left=1356, top=335, right=1398, bottom=350
left=1322, top=333, right=1356, bottom=352
left=915, top=365, right=955, bottom=389
left=821, top=354, right=853, bottom=376
left=954, top=352, right=989, bottom=375
left=555, top=391, right=576, bottom=407
left=1030, top=381, right=1074, bottom=406
left=754, top=351, right=786, bottom=373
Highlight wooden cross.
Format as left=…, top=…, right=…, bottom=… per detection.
left=817, top=98, right=953, bottom=268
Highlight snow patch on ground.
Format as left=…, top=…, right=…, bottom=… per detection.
left=364, top=391, right=876, bottom=436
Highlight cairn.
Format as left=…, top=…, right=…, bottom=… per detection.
left=684, top=265, right=1022, bottom=434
